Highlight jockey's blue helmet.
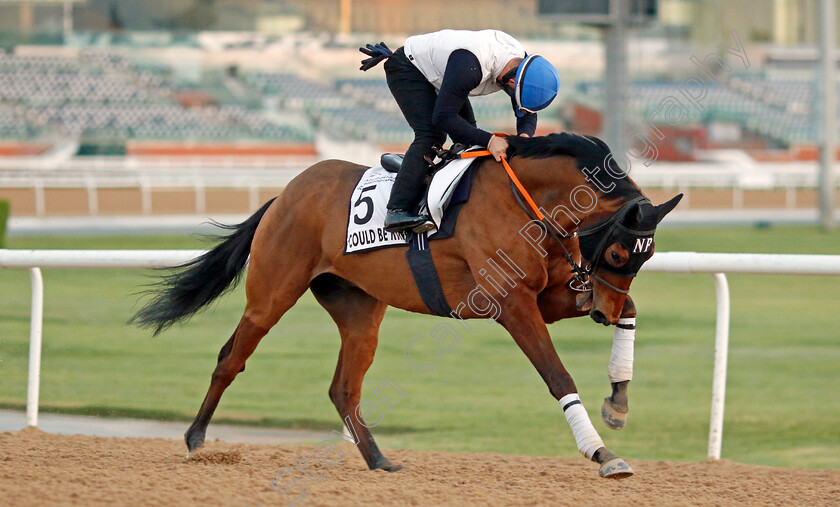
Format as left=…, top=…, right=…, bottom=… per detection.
left=513, top=55, right=560, bottom=118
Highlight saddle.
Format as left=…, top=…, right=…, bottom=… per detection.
left=379, top=143, right=472, bottom=173
left=380, top=153, right=404, bottom=173
left=380, top=143, right=479, bottom=229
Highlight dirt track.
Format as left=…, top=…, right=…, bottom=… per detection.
left=1, top=428, right=838, bottom=506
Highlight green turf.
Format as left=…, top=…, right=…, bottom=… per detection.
left=0, top=226, right=838, bottom=470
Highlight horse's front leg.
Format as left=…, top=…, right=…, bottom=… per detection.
left=498, top=292, right=633, bottom=479
left=602, top=296, right=636, bottom=430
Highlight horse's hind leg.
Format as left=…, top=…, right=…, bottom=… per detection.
left=185, top=250, right=311, bottom=454
left=185, top=315, right=270, bottom=453
left=602, top=297, right=637, bottom=430
left=310, top=274, right=401, bottom=471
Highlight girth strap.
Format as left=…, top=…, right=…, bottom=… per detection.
left=405, top=232, right=454, bottom=317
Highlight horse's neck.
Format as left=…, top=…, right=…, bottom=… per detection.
left=513, top=156, right=631, bottom=234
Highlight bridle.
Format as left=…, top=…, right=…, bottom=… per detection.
left=526, top=193, right=651, bottom=296
left=575, top=195, right=652, bottom=295
left=460, top=147, right=651, bottom=296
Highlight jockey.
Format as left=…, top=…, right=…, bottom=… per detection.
left=359, top=29, right=560, bottom=233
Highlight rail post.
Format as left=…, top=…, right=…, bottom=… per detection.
left=707, top=273, right=730, bottom=460
left=26, top=267, right=44, bottom=427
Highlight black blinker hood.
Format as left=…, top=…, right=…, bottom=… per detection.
left=577, top=196, right=657, bottom=277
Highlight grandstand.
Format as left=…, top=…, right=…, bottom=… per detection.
left=0, top=41, right=828, bottom=153
left=0, top=50, right=313, bottom=149
left=572, top=73, right=832, bottom=150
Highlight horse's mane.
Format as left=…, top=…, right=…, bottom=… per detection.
left=506, top=132, right=639, bottom=198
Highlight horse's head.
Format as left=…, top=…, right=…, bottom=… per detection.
left=577, top=194, right=683, bottom=325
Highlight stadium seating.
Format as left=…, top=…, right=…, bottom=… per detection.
left=574, top=74, right=832, bottom=148
left=0, top=47, right=831, bottom=150
left=0, top=51, right=312, bottom=145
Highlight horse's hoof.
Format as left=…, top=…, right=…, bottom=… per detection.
left=598, top=457, right=634, bottom=479
left=185, top=430, right=205, bottom=454
left=601, top=397, right=628, bottom=430
left=375, top=458, right=403, bottom=472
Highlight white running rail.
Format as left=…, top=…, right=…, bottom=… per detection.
left=1, top=249, right=839, bottom=461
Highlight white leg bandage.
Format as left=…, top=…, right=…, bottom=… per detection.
left=608, top=317, right=636, bottom=383
left=559, top=393, right=604, bottom=459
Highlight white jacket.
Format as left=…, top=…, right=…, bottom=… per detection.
left=403, top=29, right=525, bottom=96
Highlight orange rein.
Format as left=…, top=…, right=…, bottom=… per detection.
left=461, top=137, right=545, bottom=220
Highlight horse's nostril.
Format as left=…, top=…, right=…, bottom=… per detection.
left=590, top=310, right=607, bottom=325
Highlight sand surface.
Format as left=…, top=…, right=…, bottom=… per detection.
left=1, top=428, right=838, bottom=506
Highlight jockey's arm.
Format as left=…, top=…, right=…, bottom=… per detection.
left=431, top=50, right=493, bottom=148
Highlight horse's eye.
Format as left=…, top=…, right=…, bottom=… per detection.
left=607, top=247, right=628, bottom=266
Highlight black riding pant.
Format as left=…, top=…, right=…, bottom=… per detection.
left=384, top=47, right=476, bottom=209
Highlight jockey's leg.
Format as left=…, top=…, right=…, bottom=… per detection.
left=602, top=296, right=637, bottom=430
left=383, top=48, right=445, bottom=230
left=387, top=144, right=434, bottom=211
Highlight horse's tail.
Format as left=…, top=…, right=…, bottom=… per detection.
left=130, top=197, right=277, bottom=336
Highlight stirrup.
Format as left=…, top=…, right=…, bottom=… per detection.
left=412, top=220, right=435, bottom=234
left=411, top=203, right=434, bottom=233
left=384, top=208, right=427, bottom=233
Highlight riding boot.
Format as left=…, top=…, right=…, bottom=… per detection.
left=383, top=208, right=429, bottom=232
left=384, top=154, right=432, bottom=233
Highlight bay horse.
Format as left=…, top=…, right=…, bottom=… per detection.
left=132, top=133, right=681, bottom=478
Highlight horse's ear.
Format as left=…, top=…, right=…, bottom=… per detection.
left=655, top=194, right=683, bottom=224
left=623, top=202, right=644, bottom=228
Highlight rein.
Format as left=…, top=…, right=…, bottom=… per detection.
left=461, top=147, right=646, bottom=295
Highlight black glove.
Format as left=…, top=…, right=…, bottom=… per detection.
left=359, top=42, right=393, bottom=71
